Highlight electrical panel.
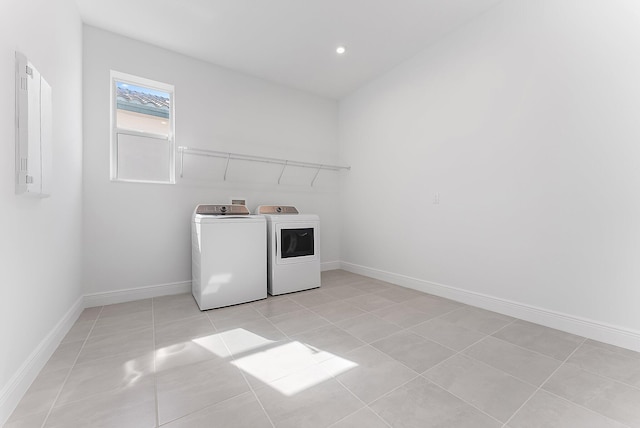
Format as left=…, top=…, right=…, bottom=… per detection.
left=15, top=51, right=52, bottom=197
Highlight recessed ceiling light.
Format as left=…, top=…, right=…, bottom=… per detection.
left=336, top=46, right=346, bottom=55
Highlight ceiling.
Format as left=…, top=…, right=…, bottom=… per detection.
left=76, top=0, right=504, bottom=99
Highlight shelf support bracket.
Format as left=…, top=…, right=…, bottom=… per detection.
left=223, top=153, right=231, bottom=181
left=310, top=165, right=323, bottom=187
left=277, top=160, right=288, bottom=184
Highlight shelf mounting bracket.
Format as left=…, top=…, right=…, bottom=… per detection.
left=277, top=160, right=288, bottom=184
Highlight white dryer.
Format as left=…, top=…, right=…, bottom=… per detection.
left=256, top=205, right=320, bottom=295
left=192, top=204, right=267, bottom=310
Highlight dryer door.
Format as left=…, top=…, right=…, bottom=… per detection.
left=275, top=222, right=319, bottom=265
left=281, top=228, right=314, bottom=258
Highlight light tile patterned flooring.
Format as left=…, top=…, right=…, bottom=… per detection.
left=6, top=270, right=640, bottom=427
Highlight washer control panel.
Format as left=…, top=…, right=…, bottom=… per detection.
left=196, top=204, right=250, bottom=215
left=256, top=205, right=299, bottom=215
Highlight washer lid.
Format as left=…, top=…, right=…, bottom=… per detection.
left=256, top=205, right=299, bottom=215
left=195, top=204, right=250, bottom=216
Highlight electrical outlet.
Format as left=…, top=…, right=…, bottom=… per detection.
left=433, top=192, right=440, bottom=205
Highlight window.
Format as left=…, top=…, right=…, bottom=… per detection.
left=110, top=71, right=175, bottom=183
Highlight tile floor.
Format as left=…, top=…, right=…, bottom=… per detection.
left=5, top=270, right=640, bottom=428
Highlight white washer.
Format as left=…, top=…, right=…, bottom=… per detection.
left=256, top=205, right=320, bottom=295
left=192, top=204, right=267, bottom=310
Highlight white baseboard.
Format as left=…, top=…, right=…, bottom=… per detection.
left=321, top=261, right=341, bottom=271
left=341, top=261, right=640, bottom=353
left=85, top=267, right=342, bottom=307
left=84, top=280, right=191, bottom=307
left=0, top=296, right=84, bottom=426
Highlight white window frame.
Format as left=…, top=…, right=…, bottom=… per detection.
left=110, top=70, right=176, bottom=184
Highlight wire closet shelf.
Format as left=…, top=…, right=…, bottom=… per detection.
left=177, top=146, right=351, bottom=187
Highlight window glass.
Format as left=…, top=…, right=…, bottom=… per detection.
left=115, top=82, right=171, bottom=135
left=116, top=133, right=171, bottom=182
left=110, top=72, right=175, bottom=184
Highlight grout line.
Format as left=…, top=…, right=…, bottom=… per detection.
left=421, top=374, right=505, bottom=426
left=327, top=372, right=427, bottom=428
left=282, top=286, right=484, bottom=426
left=365, top=373, right=423, bottom=405
left=323, top=370, right=394, bottom=428
left=464, top=332, right=640, bottom=393
left=309, top=296, right=518, bottom=427
left=484, top=318, right=519, bottom=336
left=571, top=366, right=640, bottom=393
left=39, top=305, right=104, bottom=428
left=501, top=337, right=589, bottom=428
left=439, top=324, right=523, bottom=380
left=301, top=287, right=468, bottom=350
left=537, top=388, right=634, bottom=428
left=153, top=311, right=204, bottom=329
left=411, top=319, right=519, bottom=377
left=155, top=308, right=276, bottom=427
left=536, top=388, right=634, bottom=428
left=253, top=297, right=312, bottom=338
left=435, top=347, right=544, bottom=389
left=327, top=408, right=392, bottom=428
left=408, top=321, right=521, bottom=427
left=482, top=332, right=576, bottom=363
left=411, top=306, right=599, bottom=425
left=273, top=285, right=484, bottom=372
left=419, top=316, right=640, bottom=398
left=306, top=305, right=367, bottom=324
left=553, top=344, right=640, bottom=393
left=287, top=303, right=390, bottom=344
left=156, top=391, right=264, bottom=427
left=240, top=289, right=422, bottom=427
left=215, top=318, right=277, bottom=428
left=296, top=275, right=640, bottom=427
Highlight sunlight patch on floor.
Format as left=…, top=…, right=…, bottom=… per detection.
left=231, top=341, right=357, bottom=396
left=190, top=329, right=358, bottom=396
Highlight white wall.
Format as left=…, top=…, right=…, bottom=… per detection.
left=0, top=0, right=83, bottom=422
left=339, top=0, right=640, bottom=344
left=83, top=26, right=341, bottom=297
